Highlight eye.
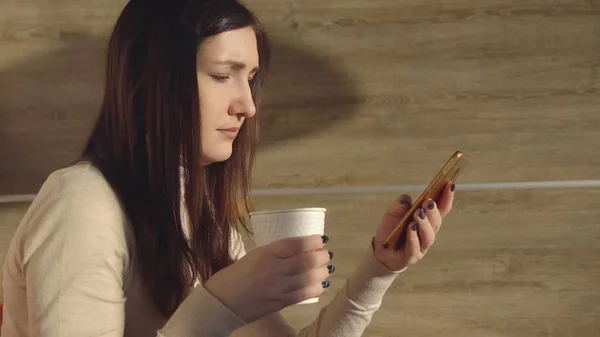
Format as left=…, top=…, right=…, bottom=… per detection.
left=210, top=74, right=230, bottom=83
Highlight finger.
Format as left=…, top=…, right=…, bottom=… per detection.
left=415, top=213, right=436, bottom=254
left=267, top=234, right=324, bottom=259
left=386, top=194, right=412, bottom=217
left=280, top=264, right=331, bottom=294
left=422, top=198, right=442, bottom=233
left=436, top=181, right=455, bottom=217
left=405, top=221, right=422, bottom=264
left=283, top=280, right=327, bottom=306
left=394, top=226, right=408, bottom=250
left=281, top=249, right=331, bottom=276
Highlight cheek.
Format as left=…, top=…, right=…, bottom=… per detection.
left=198, top=86, right=229, bottom=129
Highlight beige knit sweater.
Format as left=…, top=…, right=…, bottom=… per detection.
left=2, top=162, right=403, bottom=336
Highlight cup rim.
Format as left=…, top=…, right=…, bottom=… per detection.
left=249, top=207, right=326, bottom=216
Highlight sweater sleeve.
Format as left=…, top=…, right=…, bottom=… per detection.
left=15, top=169, right=132, bottom=337
left=228, top=231, right=405, bottom=337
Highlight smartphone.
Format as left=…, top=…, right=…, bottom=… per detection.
left=382, top=150, right=470, bottom=248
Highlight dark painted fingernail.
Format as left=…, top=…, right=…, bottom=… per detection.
left=328, top=251, right=334, bottom=260
left=451, top=183, right=456, bottom=192
left=327, top=265, right=335, bottom=273
left=322, top=235, right=329, bottom=244
left=322, top=280, right=331, bottom=288
left=428, top=201, right=435, bottom=210
left=400, top=199, right=411, bottom=206
left=419, top=208, right=426, bottom=219
left=412, top=222, right=419, bottom=231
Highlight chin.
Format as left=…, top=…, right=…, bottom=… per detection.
left=201, top=147, right=233, bottom=165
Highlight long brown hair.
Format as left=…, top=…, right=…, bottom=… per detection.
left=81, top=0, right=270, bottom=316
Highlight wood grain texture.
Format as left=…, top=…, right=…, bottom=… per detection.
left=248, top=188, right=600, bottom=337
left=0, top=0, right=120, bottom=195
left=1, top=1, right=599, bottom=194
left=251, top=0, right=600, bottom=188
left=0, top=203, right=28, bottom=301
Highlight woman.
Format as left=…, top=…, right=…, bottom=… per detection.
left=1, top=0, right=456, bottom=336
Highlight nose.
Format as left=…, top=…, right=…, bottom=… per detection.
left=229, top=82, right=256, bottom=119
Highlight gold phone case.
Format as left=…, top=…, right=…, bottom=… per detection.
left=382, top=150, right=470, bottom=248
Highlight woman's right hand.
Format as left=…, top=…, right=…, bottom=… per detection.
left=203, top=234, right=333, bottom=323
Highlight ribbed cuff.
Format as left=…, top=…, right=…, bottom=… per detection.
left=345, top=241, right=405, bottom=305
left=159, top=285, right=246, bottom=336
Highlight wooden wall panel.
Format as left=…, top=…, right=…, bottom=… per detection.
left=1, top=1, right=599, bottom=194
left=250, top=0, right=600, bottom=188
left=0, top=0, right=121, bottom=195
left=0, top=203, right=28, bottom=301
left=250, top=188, right=600, bottom=336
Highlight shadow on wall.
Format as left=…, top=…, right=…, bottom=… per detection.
left=258, top=40, right=360, bottom=148
left=0, top=33, right=360, bottom=195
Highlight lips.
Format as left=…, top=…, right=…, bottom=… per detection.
left=218, top=126, right=240, bottom=139
left=218, top=127, right=240, bottom=132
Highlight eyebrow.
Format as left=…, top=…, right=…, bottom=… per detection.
left=212, top=60, right=259, bottom=72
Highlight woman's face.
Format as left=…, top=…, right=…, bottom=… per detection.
left=195, top=26, right=259, bottom=165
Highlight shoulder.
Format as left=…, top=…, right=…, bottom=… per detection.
left=34, top=161, right=126, bottom=224
left=15, top=161, right=133, bottom=266
left=39, top=161, right=123, bottom=213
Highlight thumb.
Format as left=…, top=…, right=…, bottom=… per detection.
left=376, top=194, right=413, bottom=245
left=385, top=194, right=412, bottom=217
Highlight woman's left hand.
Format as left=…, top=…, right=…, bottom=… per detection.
left=373, top=181, right=455, bottom=271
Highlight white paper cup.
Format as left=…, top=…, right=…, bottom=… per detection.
left=249, top=207, right=326, bottom=304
